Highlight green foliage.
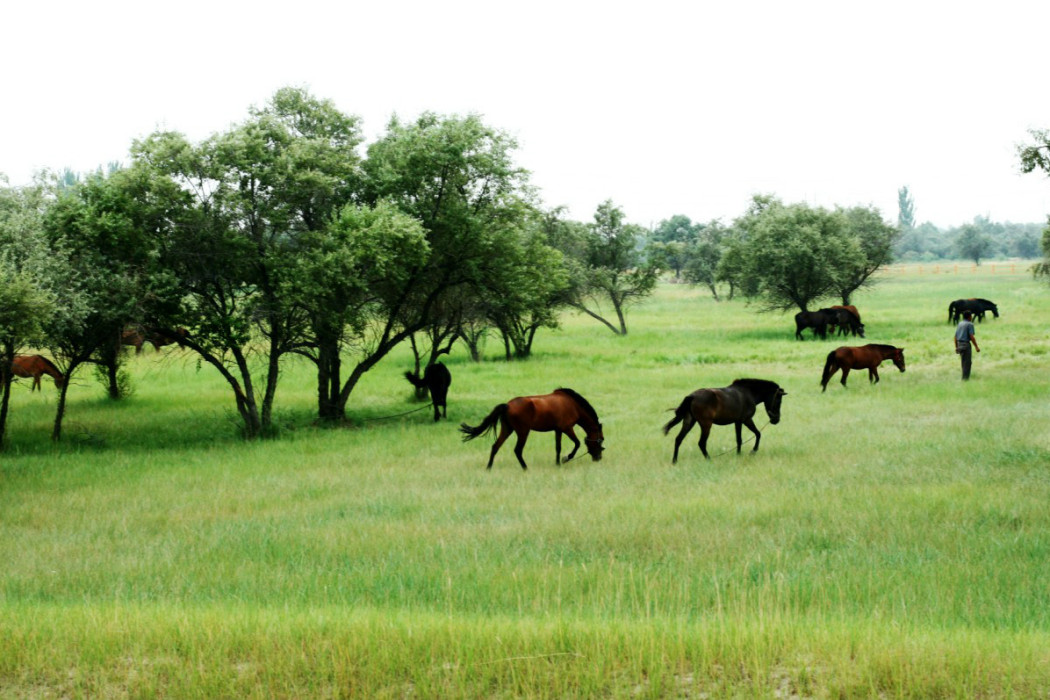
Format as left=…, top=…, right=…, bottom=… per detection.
left=720, top=196, right=862, bottom=312
left=956, top=222, right=993, bottom=265
left=554, top=200, right=658, bottom=334
left=897, top=184, right=915, bottom=230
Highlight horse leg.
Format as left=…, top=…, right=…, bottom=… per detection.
left=31, top=374, right=40, bottom=392
left=735, top=421, right=743, bottom=454
left=513, top=429, right=530, bottom=471
left=672, top=416, right=695, bottom=464
left=840, top=367, right=850, bottom=388
left=743, top=418, right=761, bottom=452
left=487, top=425, right=512, bottom=470
left=698, top=422, right=713, bottom=459
left=561, top=427, right=582, bottom=463
left=870, top=367, right=880, bottom=384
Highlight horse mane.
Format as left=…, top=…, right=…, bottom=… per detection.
left=35, top=355, right=63, bottom=375
left=554, top=388, right=600, bottom=424
left=730, top=378, right=781, bottom=398
left=866, top=344, right=899, bottom=352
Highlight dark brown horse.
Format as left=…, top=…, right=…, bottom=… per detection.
left=459, top=388, right=604, bottom=470
left=663, top=378, right=786, bottom=462
left=404, top=362, right=452, bottom=422
left=121, top=326, right=188, bottom=354
left=11, top=355, right=66, bottom=391
left=821, top=344, right=905, bottom=391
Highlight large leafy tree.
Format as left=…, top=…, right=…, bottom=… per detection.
left=130, top=87, right=363, bottom=437
left=833, top=206, right=899, bottom=304
left=559, top=200, right=658, bottom=335
left=721, top=196, right=861, bottom=312
left=680, top=220, right=732, bottom=300
left=0, top=178, right=56, bottom=446
left=317, top=112, right=534, bottom=413
left=955, top=223, right=992, bottom=265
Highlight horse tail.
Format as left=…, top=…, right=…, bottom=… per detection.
left=459, top=404, right=508, bottom=441
left=662, top=396, right=693, bottom=435
left=821, top=349, right=837, bottom=391
left=947, top=301, right=956, bottom=323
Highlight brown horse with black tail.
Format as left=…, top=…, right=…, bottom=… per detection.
left=459, top=388, right=604, bottom=470
left=663, top=378, right=786, bottom=462
left=821, top=344, right=905, bottom=391
left=11, top=355, right=66, bottom=391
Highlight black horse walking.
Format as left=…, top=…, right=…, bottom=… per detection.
left=404, top=362, right=452, bottom=422
left=663, top=378, right=787, bottom=462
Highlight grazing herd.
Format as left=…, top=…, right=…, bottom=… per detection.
left=7, top=297, right=998, bottom=468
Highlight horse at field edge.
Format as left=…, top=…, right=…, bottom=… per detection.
left=662, top=378, right=787, bottom=462
left=404, top=362, right=452, bottom=422
left=821, top=344, right=905, bottom=391
left=459, top=388, right=604, bottom=470
left=11, top=354, right=66, bottom=391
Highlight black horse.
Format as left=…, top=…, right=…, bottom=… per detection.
left=795, top=309, right=836, bottom=340
left=662, top=378, right=787, bottom=461
left=828, top=307, right=865, bottom=338
left=948, top=298, right=999, bottom=323
left=404, top=362, right=452, bottom=422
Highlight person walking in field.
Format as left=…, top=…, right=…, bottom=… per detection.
left=954, top=310, right=980, bottom=380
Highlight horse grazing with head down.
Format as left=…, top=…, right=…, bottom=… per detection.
left=948, top=298, right=998, bottom=324
left=11, top=355, right=65, bottom=391
left=121, top=325, right=189, bottom=354
left=821, top=344, right=905, bottom=391
left=404, top=362, right=452, bottom=422
left=460, top=388, right=604, bottom=470
left=663, top=378, right=787, bottom=462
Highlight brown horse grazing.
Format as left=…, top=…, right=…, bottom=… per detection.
left=11, top=355, right=66, bottom=391
left=663, top=378, right=786, bottom=462
left=459, top=388, right=604, bottom=470
left=121, top=326, right=188, bottom=354
left=821, top=344, right=905, bottom=392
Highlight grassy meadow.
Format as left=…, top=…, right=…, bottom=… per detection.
left=2, top=263, right=1049, bottom=698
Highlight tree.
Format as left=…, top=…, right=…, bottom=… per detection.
left=833, top=206, right=899, bottom=304
left=130, top=87, right=364, bottom=437
left=897, top=186, right=915, bottom=231
left=955, top=223, right=992, bottom=265
left=558, top=200, right=658, bottom=335
left=721, top=196, right=861, bottom=312
left=0, top=178, right=55, bottom=447
left=681, top=220, right=731, bottom=300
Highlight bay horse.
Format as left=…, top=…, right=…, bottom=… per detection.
left=821, top=344, right=905, bottom=391
left=663, top=378, right=786, bottom=462
left=830, top=305, right=864, bottom=337
left=121, top=325, right=188, bottom=354
left=404, top=362, right=452, bottom=422
left=11, top=355, right=66, bottom=391
left=459, top=388, right=604, bottom=470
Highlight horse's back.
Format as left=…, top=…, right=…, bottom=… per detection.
left=690, top=387, right=752, bottom=424
left=507, top=392, right=581, bottom=431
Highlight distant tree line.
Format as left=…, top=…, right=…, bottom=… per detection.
left=893, top=185, right=1042, bottom=264
left=645, top=195, right=899, bottom=312
left=0, top=88, right=662, bottom=446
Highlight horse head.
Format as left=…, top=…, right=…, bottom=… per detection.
left=893, top=348, right=906, bottom=372
left=585, top=424, right=605, bottom=461
left=765, top=387, right=787, bottom=425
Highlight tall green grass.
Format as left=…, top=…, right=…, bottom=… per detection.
left=2, top=264, right=1049, bottom=697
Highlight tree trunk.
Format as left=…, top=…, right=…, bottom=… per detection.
left=0, top=343, right=13, bottom=449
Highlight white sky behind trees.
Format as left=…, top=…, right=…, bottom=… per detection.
left=4, top=0, right=1050, bottom=229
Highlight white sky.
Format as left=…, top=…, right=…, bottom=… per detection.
left=4, top=0, right=1050, bottom=229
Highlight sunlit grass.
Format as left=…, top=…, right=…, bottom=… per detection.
left=2, top=264, right=1049, bottom=697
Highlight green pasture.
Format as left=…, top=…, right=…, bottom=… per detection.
left=2, top=264, right=1049, bottom=698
